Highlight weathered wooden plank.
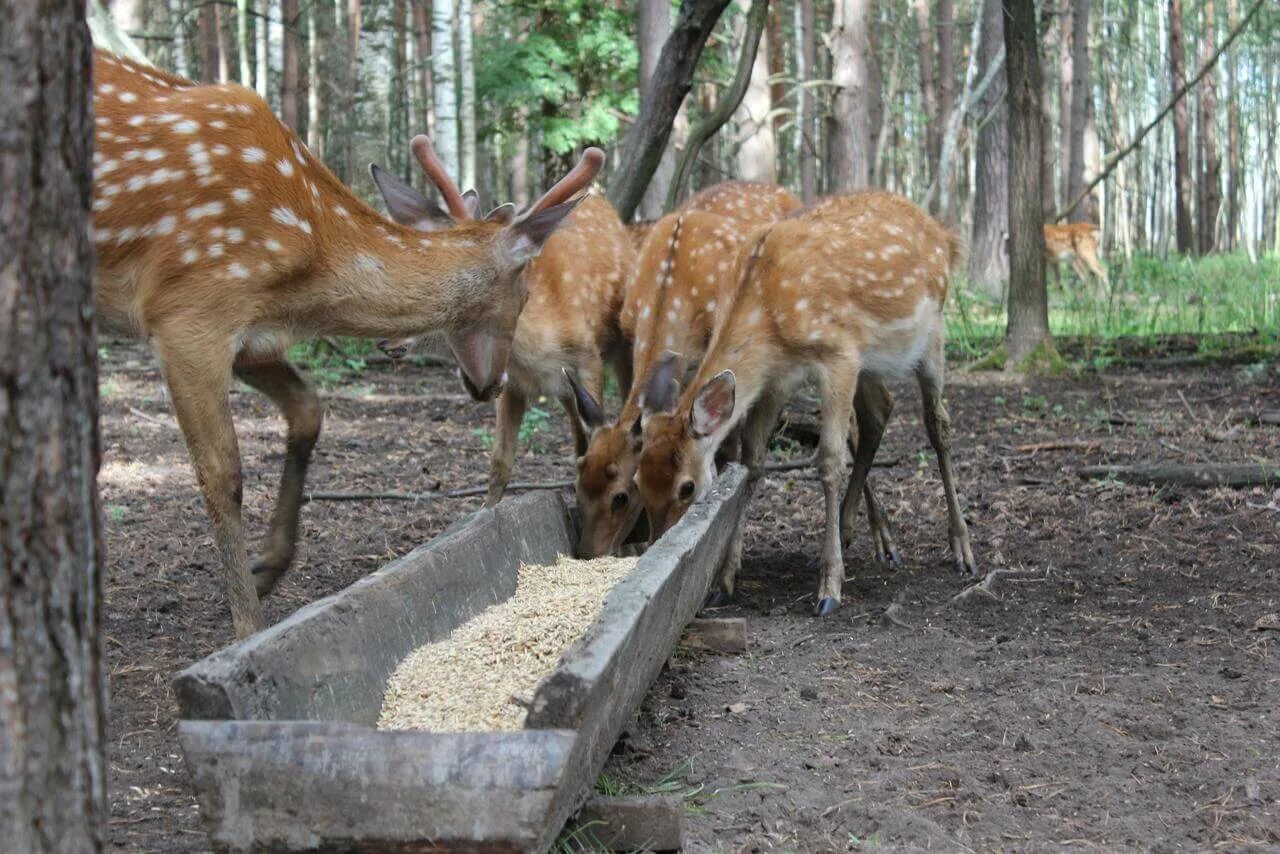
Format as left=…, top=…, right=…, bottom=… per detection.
left=526, top=465, right=750, bottom=850
left=178, top=721, right=575, bottom=851
left=1078, top=463, right=1280, bottom=488
left=683, top=617, right=748, bottom=653
left=173, top=492, right=573, bottom=724
left=569, top=795, right=685, bottom=851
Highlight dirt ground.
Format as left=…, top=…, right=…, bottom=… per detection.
left=98, top=339, right=1278, bottom=851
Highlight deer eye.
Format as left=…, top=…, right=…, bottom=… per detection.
left=611, top=492, right=629, bottom=512
left=679, top=480, right=695, bottom=501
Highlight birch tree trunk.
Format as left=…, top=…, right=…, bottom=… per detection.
left=829, top=0, right=872, bottom=191
left=968, top=0, right=1009, bottom=298
left=1065, top=0, right=1091, bottom=221
left=307, top=0, right=323, bottom=156
left=637, top=0, right=675, bottom=218
left=458, top=0, right=477, bottom=189
left=236, top=0, right=253, bottom=85
left=1004, top=0, right=1053, bottom=367
left=0, top=1, right=106, bottom=848
left=1168, top=0, right=1194, bottom=253
left=733, top=0, right=776, bottom=182
left=431, top=0, right=459, bottom=178
left=256, top=0, right=270, bottom=98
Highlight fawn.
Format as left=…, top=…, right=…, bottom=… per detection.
left=1043, top=222, right=1108, bottom=287
left=635, top=192, right=977, bottom=616
left=92, top=49, right=599, bottom=636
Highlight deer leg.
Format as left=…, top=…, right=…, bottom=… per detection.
left=705, top=387, right=789, bottom=609
left=233, top=357, right=323, bottom=598
left=158, top=342, right=264, bottom=639
left=1083, top=251, right=1109, bottom=283
left=916, top=335, right=978, bottom=576
left=813, top=365, right=858, bottom=617
left=841, top=377, right=899, bottom=565
left=1070, top=256, right=1092, bottom=284
left=486, top=386, right=528, bottom=507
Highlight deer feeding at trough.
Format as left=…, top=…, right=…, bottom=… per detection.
left=635, top=191, right=978, bottom=617
left=90, top=49, right=602, bottom=638
left=568, top=182, right=821, bottom=559
left=1044, top=221, right=1109, bottom=288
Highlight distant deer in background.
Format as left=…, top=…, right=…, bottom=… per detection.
left=92, top=49, right=600, bottom=637
left=1044, top=222, right=1108, bottom=287
left=635, top=192, right=977, bottom=617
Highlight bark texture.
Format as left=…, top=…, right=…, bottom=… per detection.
left=0, top=0, right=107, bottom=849
left=968, top=0, right=1009, bottom=298
left=1168, top=0, right=1194, bottom=253
left=829, top=0, right=873, bottom=191
left=637, top=0, right=675, bottom=218
left=1196, top=0, right=1221, bottom=254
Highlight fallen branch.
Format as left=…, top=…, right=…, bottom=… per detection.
left=1014, top=439, right=1102, bottom=453
left=951, top=569, right=1046, bottom=606
left=304, top=480, right=572, bottom=503
left=1078, top=463, right=1280, bottom=488
left=764, top=456, right=900, bottom=473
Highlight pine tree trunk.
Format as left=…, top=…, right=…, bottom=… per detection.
left=1196, top=0, right=1221, bottom=254
left=431, top=0, right=458, bottom=177
left=0, top=2, right=106, bottom=848
left=797, top=0, right=817, bottom=200
left=1168, top=0, right=1194, bottom=254
left=256, top=0, right=270, bottom=98
left=458, top=0, right=477, bottom=189
left=912, top=0, right=938, bottom=182
left=1004, top=0, right=1052, bottom=367
left=1065, top=0, right=1091, bottom=221
left=198, top=1, right=219, bottom=81
left=1039, top=4, right=1057, bottom=216
left=344, top=0, right=361, bottom=181
left=637, top=0, right=675, bottom=218
left=829, top=0, right=872, bottom=191
left=968, top=0, right=1009, bottom=298
left=412, top=0, right=433, bottom=141
left=936, top=0, right=956, bottom=160
left=281, top=0, right=300, bottom=129
left=734, top=0, right=776, bottom=182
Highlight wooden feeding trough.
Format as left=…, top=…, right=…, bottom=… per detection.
left=173, top=464, right=748, bottom=852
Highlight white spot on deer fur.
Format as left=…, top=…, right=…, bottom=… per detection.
left=277, top=158, right=294, bottom=177
left=333, top=205, right=350, bottom=218
left=226, top=227, right=244, bottom=243
left=153, top=215, right=176, bottom=236
left=181, top=248, right=199, bottom=264
left=263, top=238, right=283, bottom=253
left=640, top=306, right=651, bottom=320
left=210, top=226, right=226, bottom=238
left=92, top=198, right=111, bottom=212
left=186, top=201, right=224, bottom=221
left=227, top=262, right=250, bottom=279
left=242, top=147, right=267, bottom=163
left=98, top=83, right=115, bottom=94
left=211, top=120, right=228, bottom=130
left=128, top=115, right=146, bottom=126
left=116, top=226, right=137, bottom=242
left=706, top=299, right=717, bottom=312
left=795, top=299, right=809, bottom=311
left=212, top=144, right=230, bottom=156
left=208, top=244, right=225, bottom=258
left=291, top=140, right=306, bottom=162
left=354, top=254, right=382, bottom=273
left=93, top=228, right=112, bottom=243
left=271, top=206, right=311, bottom=233
left=173, top=120, right=199, bottom=134
left=231, top=188, right=251, bottom=204
left=119, top=91, right=137, bottom=103
left=98, top=159, right=120, bottom=175
left=143, top=148, right=166, bottom=161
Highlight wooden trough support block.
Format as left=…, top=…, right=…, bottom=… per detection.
left=682, top=617, right=748, bottom=654
left=568, top=795, right=685, bottom=851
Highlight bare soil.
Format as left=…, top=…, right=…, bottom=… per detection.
left=98, top=339, right=1279, bottom=851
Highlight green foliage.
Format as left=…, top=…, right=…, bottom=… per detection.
left=519, top=405, right=553, bottom=452
left=477, top=1, right=639, bottom=153
left=288, top=337, right=376, bottom=387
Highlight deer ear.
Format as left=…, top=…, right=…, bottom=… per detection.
left=639, top=351, right=682, bottom=416
left=563, top=368, right=604, bottom=432
left=461, top=189, right=481, bottom=219
left=484, top=203, right=516, bottom=224
left=691, top=370, right=735, bottom=438
left=370, top=163, right=453, bottom=230
left=500, top=198, right=582, bottom=266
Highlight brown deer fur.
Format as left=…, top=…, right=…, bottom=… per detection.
left=635, top=192, right=977, bottom=616
left=1043, top=222, right=1108, bottom=286
left=91, top=50, right=597, bottom=637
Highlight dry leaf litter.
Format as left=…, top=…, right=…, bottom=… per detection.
left=378, top=554, right=638, bottom=732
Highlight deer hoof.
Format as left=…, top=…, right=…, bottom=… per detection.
left=252, top=563, right=286, bottom=598
left=954, top=555, right=979, bottom=577
left=703, top=590, right=733, bottom=609
left=815, top=597, right=840, bottom=617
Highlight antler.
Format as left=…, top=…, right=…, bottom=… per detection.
left=410, top=135, right=471, bottom=221
left=524, top=147, right=606, bottom=216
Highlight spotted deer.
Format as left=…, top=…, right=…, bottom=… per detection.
left=566, top=182, right=808, bottom=557
left=91, top=49, right=600, bottom=637
left=635, top=192, right=977, bottom=616
left=1044, top=222, right=1108, bottom=287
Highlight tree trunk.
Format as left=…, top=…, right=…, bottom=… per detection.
left=307, top=0, right=323, bottom=157
left=344, top=0, right=361, bottom=181
left=912, top=0, right=939, bottom=183
left=1225, top=0, right=1241, bottom=251
left=606, top=0, right=732, bottom=222
left=281, top=0, right=300, bottom=129
left=198, top=0, right=219, bottom=81
left=1065, top=0, right=1091, bottom=221
left=968, top=0, right=1009, bottom=298
left=389, top=0, right=408, bottom=175
left=412, top=0, right=433, bottom=140
left=797, top=0, right=817, bottom=200
left=1004, top=0, right=1052, bottom=367
left=236, top=0, right=253, bottom=85
left=1057, top=0, right=1072, bottom=211
left=431, top=0, right=458, bottom=178
left=256, top=0, right=270, bottom=98
left=458, top=0, right=477, bottom=189
left=733, top=0, right=776, bottom=182
left=829, top=0, right=872, bottom=191
left=0, top=2, right=106, bottom=849
left=936, top=0, right=956, bottom=161
left=1168, top=0, right=1194, bottom=253
left=215, top=1, right=231, bottom=81
left=636, top=0, right=675, bottom=218
left=1039, top=4, right=1057, bottom=216
left=1196, top=0, right=1221, bottom=254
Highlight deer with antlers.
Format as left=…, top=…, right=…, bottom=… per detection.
left=1044, top=222, right=1108, bottom=287
left=91, top=49, right=600, bottom=637
left=634, top=192, right=977, bottom=616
